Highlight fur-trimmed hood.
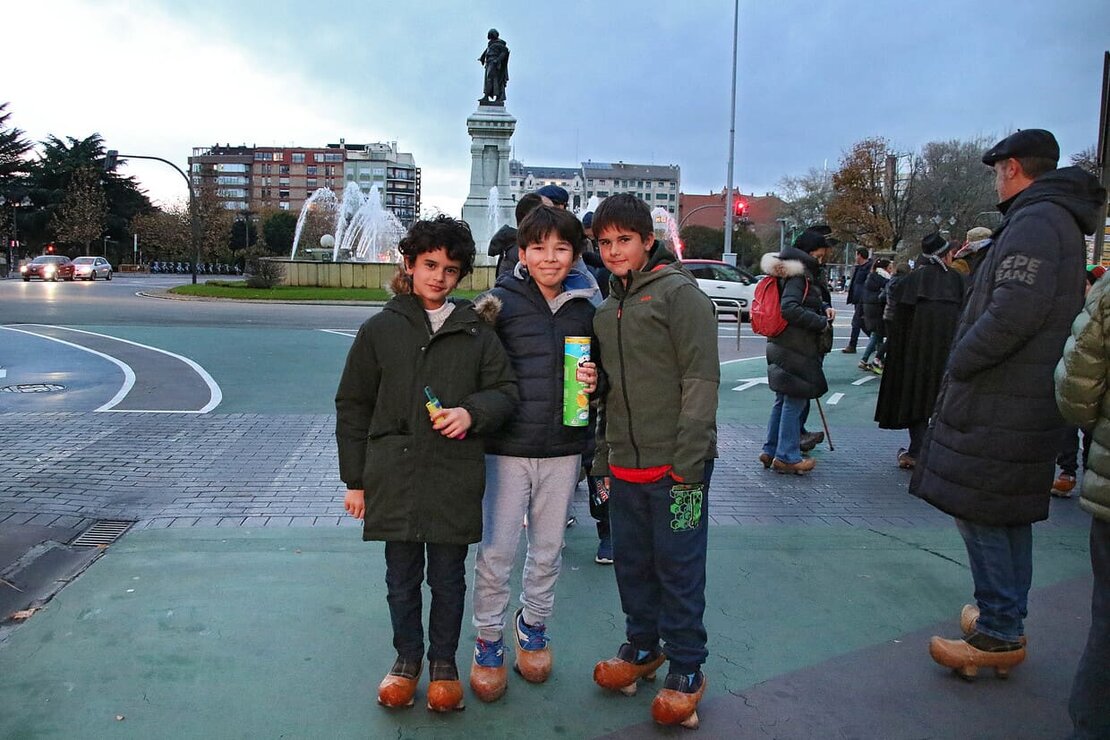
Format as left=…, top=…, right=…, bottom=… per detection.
left=473, top=292, right=502, bottom=324
left=760, top=245, right=818, bottom=278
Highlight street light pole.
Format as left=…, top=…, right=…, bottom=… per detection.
left=107, top=151, right=200, bottom=284
left=722, top=0, right=739, bottom=259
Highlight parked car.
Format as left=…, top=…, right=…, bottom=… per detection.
left=71, top=256, right=113, bottom=281
left=21, top=255, right=76, bottom=282
left=681, top=259, right=757, bottom=320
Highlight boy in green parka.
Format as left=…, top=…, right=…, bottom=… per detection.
left=336, top=215, right=517, bottom=713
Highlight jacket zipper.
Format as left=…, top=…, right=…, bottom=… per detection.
left=615, top=292, right=641, bottom=466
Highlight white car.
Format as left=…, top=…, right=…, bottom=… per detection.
left=72, top=256, right=113, bottom=281
left=681, top=259, right=757, bottom=320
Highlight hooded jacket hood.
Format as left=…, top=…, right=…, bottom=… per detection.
left=761, top=245, right=820, bottom=279
left=608, top=242, right=687, bottom=298
left=1001, top=166, right=1107, bottom=235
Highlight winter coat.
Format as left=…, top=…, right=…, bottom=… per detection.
left=1055, top=276, right=1110, bottom=522
left=847, top=260, right=872, bottom=304
left=476, top=265, right=598, bottom=458
left=874, top=259, right=964, bottom=429
left=488, top=225, right=519, bottom=278
left=592, top=245, right=719, bottom=483
left=335, top=293, right=518, bottom=544
left=911, top=166, right=1108, bottom=525
left=760, top=246, right=830, bottom=399
left=862, top=268, right=891, bottom=334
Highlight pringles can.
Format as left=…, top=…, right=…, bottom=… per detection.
left=563, top=336, right=591, bottom=427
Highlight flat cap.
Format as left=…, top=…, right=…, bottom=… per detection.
left=534, top=185, right=569, bottom=206
left=981, top=129, right=1059, bottom=166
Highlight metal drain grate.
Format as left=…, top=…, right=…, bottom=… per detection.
left=71, top=520, right=135, bottom=547
left=0, top=383, right=66, bottom=393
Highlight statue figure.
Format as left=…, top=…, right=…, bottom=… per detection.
left=479, top=28, right=509, bottom=105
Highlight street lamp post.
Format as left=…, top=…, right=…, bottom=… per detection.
left=106, top=150, right=200, bottom=285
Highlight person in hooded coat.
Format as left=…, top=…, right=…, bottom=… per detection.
left=759, top=229, right=833, bottom=475
left=910, top=129, right=1107, bottom=677
left=874, top=233, right=965, bottom=468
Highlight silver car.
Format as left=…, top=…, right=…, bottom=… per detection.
left=72, top=256, right=113, bottom=281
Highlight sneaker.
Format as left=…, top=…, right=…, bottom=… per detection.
left=595, top=535, right=613, bottom=564
left=841, top=346, right=857, bottom=354
left=470, top=637, right=507, bottom=703
left=799, top=431, right=824, bottom=452
left=869, top=361, right=883, bottom=375
left=1052, top=473, right=1076, bottom=497
left=513, top=608, right=552, bottom=683
left=566, top=515, right=577, bottom=528
left=897, top=448, right=916, bottom=469
left=858, top=359, right=871, bottom=370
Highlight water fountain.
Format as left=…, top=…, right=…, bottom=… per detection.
left=290, top=182, right=405, bottom=264
left=651, top=206, right=684, bottom=260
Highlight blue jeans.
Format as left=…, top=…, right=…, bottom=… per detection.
left=763, top=393, right=807, bottom=464
left=609, top=461, right=713, bottom=674
left=384, top=541, right=469, bottom=662
left=1069, top=517, right=1110, bottom=739
left=955, top=519, right=1032, bottom=642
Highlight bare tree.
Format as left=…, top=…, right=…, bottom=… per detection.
left=913, top=137, right=998, bottom=243
left=776, top=167, right=833, bottom=231
left=52, top=166, right=106, bottom=255
left=827, top=137, right=919, bottom=252
left=1071, top=145, right=1100, bottom=177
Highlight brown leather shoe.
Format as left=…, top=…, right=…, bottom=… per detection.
left=759, top=452, right=773, bottom=469
left=377, top=656, right=422, bottom=708
left=929, top=634, right=1026, bottom=679
left=1052, top=473, right=1076, bottom=496
left=959, top=604, right=1027, bottom=646
left=772, top=457, right=816, bottom=475
left=594, top=643, right=666, bottom=696
left=897, top=448, right=916, bottom=469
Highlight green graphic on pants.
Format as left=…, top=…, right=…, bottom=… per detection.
left=669, top=486, right=703, bottom=531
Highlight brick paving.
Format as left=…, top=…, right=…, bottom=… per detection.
left=0, top=412, right=1090, bottom=531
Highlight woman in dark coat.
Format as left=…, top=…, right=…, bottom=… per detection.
left=874, top=234, right=964, bottom=468
left=859, top=258, right=892, bottom=369
left=759, top=232, right=832, bottom=475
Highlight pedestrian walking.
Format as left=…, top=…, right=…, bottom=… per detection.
left=588, top=193, right=719, bottom=729
left=910, top=129, right=1106, bottom=678
left=858, top=258, right=893, bottom=372
left=842, top=247, right=872, bottom=353
left=1055, top=267, right=1110, bottom=739
left=874, top=234, right=964, bottom=469
left=468, top=206, right=599, bottom=702
left=335, top=215, right=518, bottom=712
left=759, top=229, right=834, bottom=475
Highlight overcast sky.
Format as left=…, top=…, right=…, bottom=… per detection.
left=6, top=0, right=1107, bottom=214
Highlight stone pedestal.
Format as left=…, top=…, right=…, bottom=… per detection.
left=461, top=105, right=517, bottom=266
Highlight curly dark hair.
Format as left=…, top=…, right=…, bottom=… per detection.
left=397, top=215, right=476, bottom=277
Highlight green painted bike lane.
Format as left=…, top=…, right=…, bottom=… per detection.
left=0, top=524, right=1089, bottom=739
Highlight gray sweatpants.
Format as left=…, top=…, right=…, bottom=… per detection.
left=472, top=453, right=581, bottom=641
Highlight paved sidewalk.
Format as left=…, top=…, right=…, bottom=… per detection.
left=0, top=412, right=1096, bottom=737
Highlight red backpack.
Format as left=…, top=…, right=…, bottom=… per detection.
left=751, top=276, right=808, bottom=337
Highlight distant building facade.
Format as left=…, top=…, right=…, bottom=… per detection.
left=189, top=141, right=421, bottom=226
left=678, top=189, right=785, bottom=231
left=509, top=159, right=680, bottom=214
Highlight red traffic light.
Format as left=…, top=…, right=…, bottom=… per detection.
left=733, top=197, right=748, bottom=217
left=46, top=243, right=55, bottom=253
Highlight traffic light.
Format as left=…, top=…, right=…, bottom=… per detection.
left=733, top=197, right=747, bottom=218
left=46, top=243, right=55, bottom=254
left=103, top=150, right=119, bottom=172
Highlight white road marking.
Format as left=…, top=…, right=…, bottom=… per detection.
left=21, top=325, right=223, bottom=413
left=732, top=377, right=769, bottom=392
left=827, top=392, right=845, bottom=405
left=0, top=368, right=5, bottom=379
left=1, top=326, right=136, bottom=411
left=852, top=375, right=878, bottom=386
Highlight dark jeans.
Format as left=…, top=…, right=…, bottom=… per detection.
left=609, top=461, right=713, bottom=674
left=587, top=475, right=611, bottom=539
left=1057, top=426, right=1093, bottom=477
left=1069, top=517, right=1110, bottom=739
left=955, top=519, right=1032, bottom=642
left=384, top=541, right=469, bottom=662
left=848, top=304, right=868, bottom=347
left=908, top=420, right=928, bottom=457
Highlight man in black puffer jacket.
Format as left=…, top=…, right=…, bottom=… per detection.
left=759, top=230, right=834, bottom=474
left=911, top=129, right=1108, bottom=678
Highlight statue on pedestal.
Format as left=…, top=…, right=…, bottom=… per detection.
left=479, top=28, right=509, bottom=106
